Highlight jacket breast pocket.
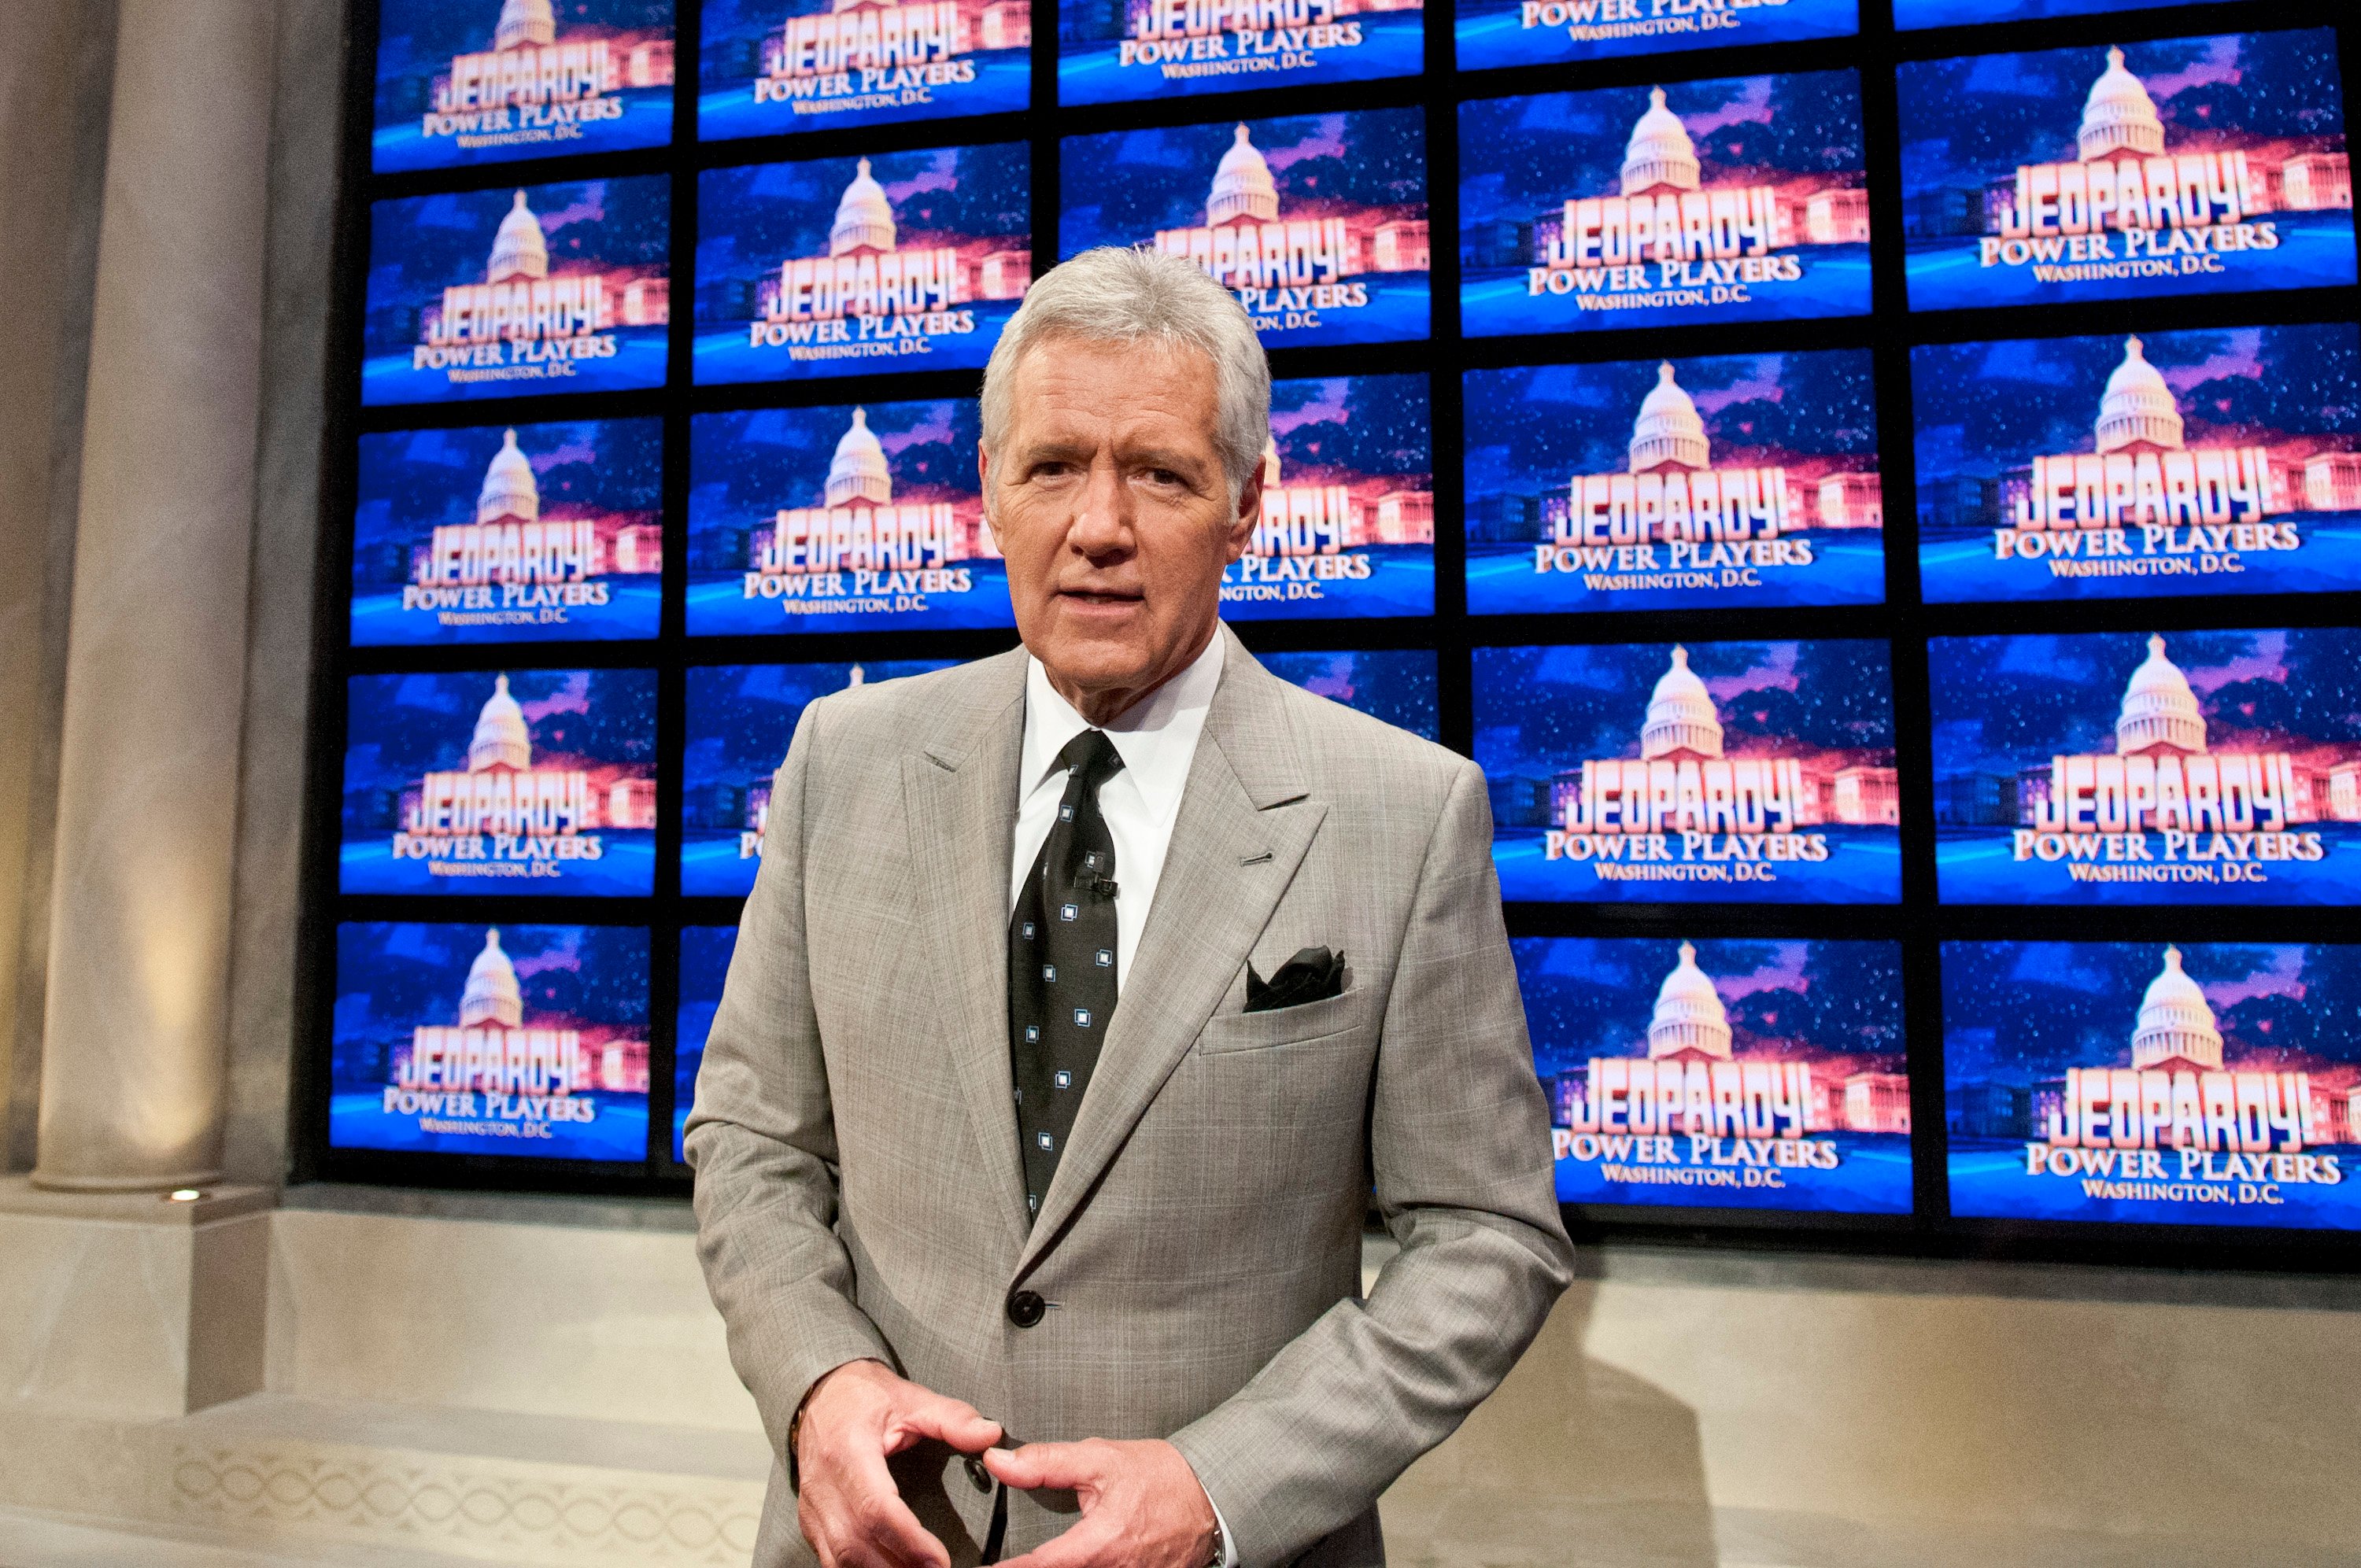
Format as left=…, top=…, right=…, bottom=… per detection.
left=1194, top=987, right=1362, bottom=1055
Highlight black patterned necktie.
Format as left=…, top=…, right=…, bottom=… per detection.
left=1009, top=729, right=1125, bottom=1226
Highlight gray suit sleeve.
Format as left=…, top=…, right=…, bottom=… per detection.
left=685, top=699, right=895, bottom=1466
left=1167, top=758, right=1576, bottom=1566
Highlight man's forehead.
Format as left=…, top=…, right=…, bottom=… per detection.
left=1007, top=339, right=1221, bottom=450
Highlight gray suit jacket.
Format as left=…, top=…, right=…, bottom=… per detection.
left=687, top=627, right=1573, bottom=1568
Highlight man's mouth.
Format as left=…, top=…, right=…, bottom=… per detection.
left=1058, top=588, right=1143, bottom=607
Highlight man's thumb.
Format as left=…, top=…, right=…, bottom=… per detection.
left=982, top=1441, right=1092, bottom=1492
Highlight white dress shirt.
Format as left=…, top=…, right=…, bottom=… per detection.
left=1007, top=629, right=1238, bottom=1566
left=1008, top=631, right=1225, bottom=993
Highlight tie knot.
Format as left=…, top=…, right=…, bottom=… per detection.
left=1057, top=729, right=1125, bottom=789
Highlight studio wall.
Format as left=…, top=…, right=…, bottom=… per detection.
left=311, top=0, right=2361, bottom=1262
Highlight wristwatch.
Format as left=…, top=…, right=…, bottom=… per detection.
left=1205, top=1518, right=1225, bottom=1567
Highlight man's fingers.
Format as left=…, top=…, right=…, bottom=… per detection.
left=823, top=1445, right=952, bottom=1568
left=889, top=1389, right=1004, bottom=1455
left=981, top=1440, right=1104, bottom=1493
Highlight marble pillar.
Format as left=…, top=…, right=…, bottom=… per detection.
left=0, top=0, right=118, bottom=1174
left=32, top=0, right=276, bottom=1191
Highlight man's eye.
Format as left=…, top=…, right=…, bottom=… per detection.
left=1144, top=469, right=1182, bottom=486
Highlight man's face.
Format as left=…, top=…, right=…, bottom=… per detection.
left=982, top=334, right=1259, bottom=714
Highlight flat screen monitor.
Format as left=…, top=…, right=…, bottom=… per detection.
left=694, top=146, right=1031, bottom=385
left=1061, top=109, right=1430, bottom=350
left=1897, top=31, right=2354, bottom=312
left=1945, top=940, right=2361, bottom=1230
left=1474, top=640, right=1901, bottom=905
left=331, top=921, right=652, bottom=1163
left=1928, top=629, right=2361, bottom=906
left=1465, top=349, right=1883, bottom=616
left=352, top=417, right=665, bottom=647
left=1524, top=936, right=1912, bottom=1214
left=364, top=176, right=671, bottom=406
left=340, top=668, right=660, bottom=898
left=371, top=0, right=676, bottom=173
left=1458, top=72, right=1870, bottom=338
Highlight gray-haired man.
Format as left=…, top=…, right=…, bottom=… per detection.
left=688, top=248, right=1572, bottom=1568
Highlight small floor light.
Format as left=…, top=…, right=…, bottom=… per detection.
left=165, top=1189, right=205, bottom=1203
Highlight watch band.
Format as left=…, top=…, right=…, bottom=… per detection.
left=1206, top=1518, right=1225, bottom=1567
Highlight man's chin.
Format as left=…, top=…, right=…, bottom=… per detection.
left=1032, top=606, right=1166, bottom=684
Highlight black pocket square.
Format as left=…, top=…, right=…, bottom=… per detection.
left=1246, top=946, right=1345, bottom=1012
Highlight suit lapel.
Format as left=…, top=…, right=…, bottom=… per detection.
left=902, top=649, right=1031, bottom=1253
left=1019, top=633, right=1326, bottom=1275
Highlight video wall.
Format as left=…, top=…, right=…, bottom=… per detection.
left=316, top=0, right=2361, bottom=1250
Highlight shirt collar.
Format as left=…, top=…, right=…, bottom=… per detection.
left=1021, top=629, right=1226, bottom=821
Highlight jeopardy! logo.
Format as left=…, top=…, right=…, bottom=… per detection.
left=421, top=0, right=673, bottom=152
left=2007, top=636, right=2330, bottom=886
left=414, top=190, right=668, bottom=387
left=390, top=675, right=652, bottom=878
left=741, top=408, right=999, bottom=614
left=758, top=0, right=1021, bottom=116
left=1544, top=647, right=1896, bottom=884
left=1528, top=87, right=1866, bottom=313
left=401, top=430, right=660, bottom=630
left=387, top=927, right=645, bottom=1139
left=1977, top=48, right=2343, bottom=283
left=1225, top=438, right=1433, bottom=605
left=1551, top=941, right=1909, bottom=1194
left=1153, top=124, right=1427, bottom=332
left=1118, top=0, right=1386, bottom=84
left=1539, top=362, right=1877, bottom=592
left=748, top=160, right=1029, bottom=365
left=1986, top=335, right=2347, bottom=586
left=2001, top=947, right=2344, bottom=1208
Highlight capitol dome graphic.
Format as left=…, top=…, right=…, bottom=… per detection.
left=2115, top=636, right=2207, bottom=757
left=460, top=928, right=526, bottom=1030
left=2129, top=946, right=2224, bottom=1072
left=488, top=190, right=549, bottom=283
left=478, top=430, right=541, bottom=525
left=468, top=673, right=534, bottom=773
left=1646, top=942, right=1733, bottom=1061
left=825, top=408, right=892, bottom=508
left=830, top=159, right=896, bottom=257
left=1629, top=363, right=1710, bottom=474
left=1621, top=88, right=1701, bottom=198
left=2078, top=46, right=2165, bottom=161
left=1640, top=647, right=1724, bottom=761
left=1208, top=124, right=1280, bottom=227
left=495, top=0, right=556, bottom=50
left=2093, top=338, right=2184, bottom=456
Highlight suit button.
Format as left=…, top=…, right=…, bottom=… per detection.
left=1006, top=1289, right=1045, bottom=1327
left=964, top=1455, right=992, bottom=1492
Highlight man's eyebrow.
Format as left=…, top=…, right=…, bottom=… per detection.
left=1121, top=445, right=1213, bottom=481
left=1011, top=437, right=1092, bottom=467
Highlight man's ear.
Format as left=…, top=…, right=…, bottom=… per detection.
left=1224, top=461, right=1265, bottom=565
left=978, top=439, right=1004, bottom=552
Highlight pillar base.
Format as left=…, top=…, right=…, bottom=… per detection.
left=0, top=1176, right=273, bottom=1419
left=28, top=1165, right=227, bottom=1194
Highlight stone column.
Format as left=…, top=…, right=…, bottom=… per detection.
left=32, top=0, right=277, bottom=1190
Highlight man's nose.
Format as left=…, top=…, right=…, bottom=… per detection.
left=1069, top=460, right=1132, bottom=555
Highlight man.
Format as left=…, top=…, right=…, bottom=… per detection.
left=688, top=247, right=1572, bottom=1568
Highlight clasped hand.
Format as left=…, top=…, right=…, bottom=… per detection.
left=796, top=1360, right=1218, bottom=1568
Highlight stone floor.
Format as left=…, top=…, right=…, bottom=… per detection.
left=0, top=1511, right=480, bottom=1568
left=9, top=1228, right=2359, bottom=1567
